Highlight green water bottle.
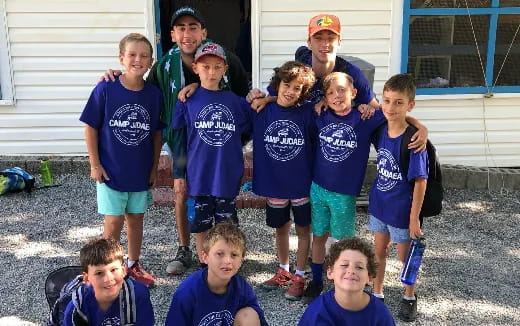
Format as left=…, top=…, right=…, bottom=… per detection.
left=40, top=160, right=52, bottom=186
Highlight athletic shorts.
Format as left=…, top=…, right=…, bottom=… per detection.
left=310, top=182, right=356, bottom=239
left=97, top=182, right=152, bottom=216
left=368, top=215, right=410, bottom=243
left=189, top=196, right=237, bottom=233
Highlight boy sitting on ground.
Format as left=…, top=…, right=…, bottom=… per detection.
left=165, top=222, right=266, bottom=325
left=63, top=238, right=154, bottom=325
left=299, top=238, right=395, bottom=325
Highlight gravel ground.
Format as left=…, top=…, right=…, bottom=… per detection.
left=0, top=174, right=519, bottom=325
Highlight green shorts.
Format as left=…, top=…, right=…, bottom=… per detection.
left=310, top=182, right=356, bottom=239
left=96, top=182, right=152, bottom=216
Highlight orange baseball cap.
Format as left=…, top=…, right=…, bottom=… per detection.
left=308, top=14, right=341, bottom=37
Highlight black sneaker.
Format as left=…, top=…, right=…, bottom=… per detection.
left=302, top=280, right=323, bottom=304
left=398, top=296, right=418, bottom=322
left=166, top=246, right=193, bottom=275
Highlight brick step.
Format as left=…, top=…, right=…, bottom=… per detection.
left=153, top=154, right=368, bottom=209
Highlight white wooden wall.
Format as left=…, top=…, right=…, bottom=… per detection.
left=0, top=0, right=150, bottom=154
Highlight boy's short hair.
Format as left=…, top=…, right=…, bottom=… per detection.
left=79, top=238, right=124, bottom=273
left=383, top=73, right=416, bottom=101
left=203, top=222, right=246, bottom=257
left=269, top=61, right=316, bottom=104
left=119, top=33, right=153, bottom=57
left=322, top=72, right=354, bottom=94
left=325, top=237, right=378, bottom=278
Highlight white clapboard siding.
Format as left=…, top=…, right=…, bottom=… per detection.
left=0, top=0, right=147, bottom=155
left=0, top=127, right=84, bottom=141
left=411, top=97, right=520, bottom=166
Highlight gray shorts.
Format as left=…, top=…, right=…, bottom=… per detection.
left=368, top=215, right=410, bottom=243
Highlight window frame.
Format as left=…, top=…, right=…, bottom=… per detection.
left=0, top=0, right=14, bottom=105
left=401, top=0, right=520, bottom=95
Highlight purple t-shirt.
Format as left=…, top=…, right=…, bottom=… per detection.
left=248, top=101, right=316, bottom=199
left=369, top=126, right=429, bottom=229
left=298, top=290, right=395, bottom=326
left=79, top=79, right=164, bottom=192
left=314, top=109, right=386, bottom=195
left=165, top=268, right=265, bottom=326
left=172, top=87, right=251, bottom=198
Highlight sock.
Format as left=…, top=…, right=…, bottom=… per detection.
left=403, top=295, right=416, bottom=301
left=311, top=263, right=323, bottom=284
left=373, top=293, right=385, bottom=299
left=279, top=263, right=290, bottom=272
left=295, top=269, right=305, bottom=277
left=127, top=260, right=136, bottom=268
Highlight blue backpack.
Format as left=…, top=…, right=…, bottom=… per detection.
left=0, top=167, right=35, bottom=195
left=46, top=266, right=137, bottom=326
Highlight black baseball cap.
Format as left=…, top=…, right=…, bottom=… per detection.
left=170, top=6, right=206, bottom=29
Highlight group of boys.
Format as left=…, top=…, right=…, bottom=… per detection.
left=71, top=5, right=429, bottom=325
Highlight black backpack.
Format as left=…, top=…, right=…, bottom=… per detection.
left=46, top=266, right=137, bottom=326
left=375, top=123, right=444, bottom=217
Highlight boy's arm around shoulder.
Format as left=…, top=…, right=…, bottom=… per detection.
left=405, top=116, right=428, bottom=152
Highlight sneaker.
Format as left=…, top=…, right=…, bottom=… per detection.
left=398, top=296, right=418, bottom=322
left=285, top=274, right=306, bottom=301
left=261, top=268, right=293, bottom=290
left=127, top=260, right=155, bottom=287
left=166, top=246, right=193, bottom=275
left=302, top=279, right=323, bottom=304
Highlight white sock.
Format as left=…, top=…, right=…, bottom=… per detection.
left=279, top=263, right=290, bottom=272
left=403, top=295, right=416, bottom=301
left=295, top=269, right=305, bottom=277
left=373, top=293, right=385, bottom=299
left=127, top=260, right=136, bottom=268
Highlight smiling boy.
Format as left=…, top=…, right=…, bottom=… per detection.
left=63, top=238, right=154, bottom=326
left=298, top=238, right=395, bottom=325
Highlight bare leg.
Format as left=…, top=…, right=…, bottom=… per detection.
left=233, top=307, right=260, bottom=326
left=275, top=221, right=291, bottom=265
left=174, top=185, right=189, bottom=247
left=311, top=233, right=328, bottom=264
left=295, top=224, right=311, bottom=271
left=125, top=213, right=144, bottom=261
left=373, top=232, right=391, bottom=295
left=103, top=215, right=124, bottom=242
left=397, top=241, right=416, bottom=297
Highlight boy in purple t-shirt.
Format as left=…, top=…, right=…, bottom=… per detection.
left=80, top=33, right=164, bottom=287
left=251, top=61, right=316, bottom=301
left=368, top=74, right=428, bottom=322
left=171, top=42, right=251, bottom=268
left=299, top=238, right=395, bottom=326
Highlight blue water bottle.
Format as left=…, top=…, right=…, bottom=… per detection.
left=400, top=237, right=426, bottom=285
left=186, top=198, right=195, bottom=223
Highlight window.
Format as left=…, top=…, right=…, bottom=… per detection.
left=0, top=1, right=14, bottom=105
left=402, top=0, right=520, bottom=95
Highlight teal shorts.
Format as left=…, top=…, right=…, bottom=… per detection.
left=96, top=183, right=152, bottom=216
left=310, top=182, right=356, bottom=239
